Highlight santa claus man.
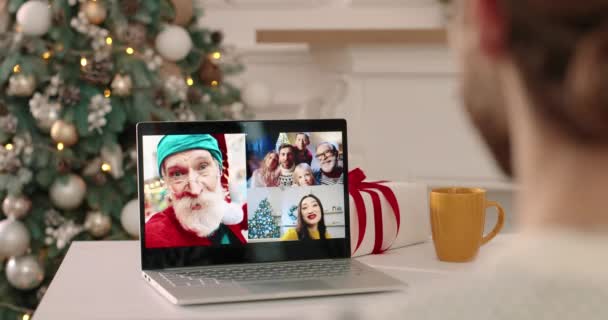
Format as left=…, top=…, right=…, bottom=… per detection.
left=145, top=134, right=246, bottom=248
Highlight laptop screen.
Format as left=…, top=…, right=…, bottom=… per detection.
left=138, top=120, right=350, bottom=269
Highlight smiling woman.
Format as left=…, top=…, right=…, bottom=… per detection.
left=280, top=194, right=331, bottom=241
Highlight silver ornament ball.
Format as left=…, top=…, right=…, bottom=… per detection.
left=111, top=74, right=133, bottom=97
left=6, top=255, right=45, bottom=290
left=49, top=174, right=87, bottom=210
left=0, top=219, right=31, bottom=259
left=85, top=211, right=112, bottom=238
left=2, top=194, right=32, bottom=219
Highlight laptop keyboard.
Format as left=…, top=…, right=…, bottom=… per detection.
left=160, top=260, right=360, bottom=287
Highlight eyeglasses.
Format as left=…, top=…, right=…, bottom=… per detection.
left=315, top=150, right=335, bottom=160
left=164, top=164, right=215, bottom=185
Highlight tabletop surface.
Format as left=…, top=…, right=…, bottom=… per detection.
left=34, top=235, right=515, bottom=320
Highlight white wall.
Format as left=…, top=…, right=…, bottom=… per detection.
left=197, top=0, right=516, bottom=231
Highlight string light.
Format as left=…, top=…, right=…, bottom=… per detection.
left=101, top=163, right=112, bottom=172
left=13, top=64, right=21, bottom=73
left=104, top=89, right=111, bottom=98
left=5, top=143, right=13, bottom=151
left=105, top=37, right=113, bottom=45
left=80, top=57, right=87, bottom=67
left=57, top=143, right=64, bottom=151
left=211, top=51, right=221, bottom=60
left=125, top=47, right=134, bottom=55
left=22, top=313, right=31, bottom=320
left=186, top=76, right=194, bottom=86
left=211, top=80, right=219, bottom=87
left=42, top=51, right=52, bottom=60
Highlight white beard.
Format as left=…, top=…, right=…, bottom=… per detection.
left=172, top=187, right=225, bottom=238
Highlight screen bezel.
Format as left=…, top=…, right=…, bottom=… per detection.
left=137, top=119, right=350, bottom=270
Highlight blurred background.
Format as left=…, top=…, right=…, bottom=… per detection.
left=207, top=0, right=513, bottom=232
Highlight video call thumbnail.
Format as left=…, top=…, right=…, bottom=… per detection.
left=141, top=131, right=345, bottom=249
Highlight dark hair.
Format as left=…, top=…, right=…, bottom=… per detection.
left=296, top=194, right=327, bottom=241
left=501, top=0, right=608, bottom=142
left=278, top=143, right=295, bottom=154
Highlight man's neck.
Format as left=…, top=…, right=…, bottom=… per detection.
left=505, top=71, right=608, bottom=233
left=517, top=147, right=608, bottom=233
left=323, top=166, right=342, bottom=178
left=280, top=164, right=295, bottom=174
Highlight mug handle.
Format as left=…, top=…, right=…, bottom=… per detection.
left=481, top=201, right=505, bottom=245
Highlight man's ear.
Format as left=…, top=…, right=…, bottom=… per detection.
left=475, top=0, right=508, bottom=59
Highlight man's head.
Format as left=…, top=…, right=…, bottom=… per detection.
left=278, top=144, right=295, bottom=169
left=453, top=0, right=608, bottom=177
left=295, top=133, right=310, bottom=151
left=157, top=134, right=225, bottom=237
left=315, top=142, right=338, bottom=174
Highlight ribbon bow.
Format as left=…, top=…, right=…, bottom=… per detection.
left=348, top=168, right=401, bottom=254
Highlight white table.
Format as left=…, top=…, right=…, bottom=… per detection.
left=34, top=235, right=515, bottom=320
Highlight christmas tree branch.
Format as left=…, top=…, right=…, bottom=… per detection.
left=0, top=302, right=33, bottom=314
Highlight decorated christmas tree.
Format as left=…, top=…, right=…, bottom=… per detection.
left=287, top=204, right=298, bottom=224
left=0, top=0, right=247, bottom=317
left=248, top=198, right=280, bottom=239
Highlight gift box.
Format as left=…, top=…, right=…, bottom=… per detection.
left=349, top=168, right=430, bottom=257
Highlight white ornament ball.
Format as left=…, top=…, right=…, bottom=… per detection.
left=2, top=195, right=32, bottom=219
left=16, top=1, right=52, bottom=36
left=120, top=199, right=139, bottom=238
left=241, top=82, right=273, bottom=109
left=6, top=255, right=44, bottom=290
left=49, top=174, right=87, bottom=210
left=155, top=25, right=192, bottom=61
left=0, top=219, right=31, bottom=259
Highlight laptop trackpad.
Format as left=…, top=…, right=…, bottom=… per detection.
left=245, top=280, right=330, bottom=294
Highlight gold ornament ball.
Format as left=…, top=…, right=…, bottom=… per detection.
left=111, top=74, right=133, bottom=97
left=82, top=0, right=107, bottom=25
left=199, top=57, right=222, bottom=86
left=50, top=120, right=79, bottom=147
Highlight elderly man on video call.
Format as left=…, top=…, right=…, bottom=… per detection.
left=313, top=142, right=344, bottom=185
left=145, top=134, right=245, bottom=248
left=338, top=0, right=608, bottom=318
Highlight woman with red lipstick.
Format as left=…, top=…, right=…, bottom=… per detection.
left=281, top=194, right=330, bottom=241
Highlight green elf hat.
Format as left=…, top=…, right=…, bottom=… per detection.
left=156, top=134, right=223, bottom=177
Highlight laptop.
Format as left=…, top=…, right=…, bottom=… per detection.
left=136, top=119, right=405, bottom=305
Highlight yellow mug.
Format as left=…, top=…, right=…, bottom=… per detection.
left=430, top=187, right=505, bottom=262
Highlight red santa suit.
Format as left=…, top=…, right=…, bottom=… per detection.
left=145, top=206, right=246, bottom=248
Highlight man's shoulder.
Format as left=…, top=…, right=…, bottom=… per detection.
left=147, top=208, right=175, bottom=227
left=145, top=207, right=180, bottom=248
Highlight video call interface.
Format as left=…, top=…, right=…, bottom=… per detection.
left=142, top=131, right=345, bottom=249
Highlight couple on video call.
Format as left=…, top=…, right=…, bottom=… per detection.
left=250, top=133, right=344, bottom=188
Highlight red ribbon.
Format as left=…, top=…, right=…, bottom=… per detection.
left=348, top=168, right=401, bottom=254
